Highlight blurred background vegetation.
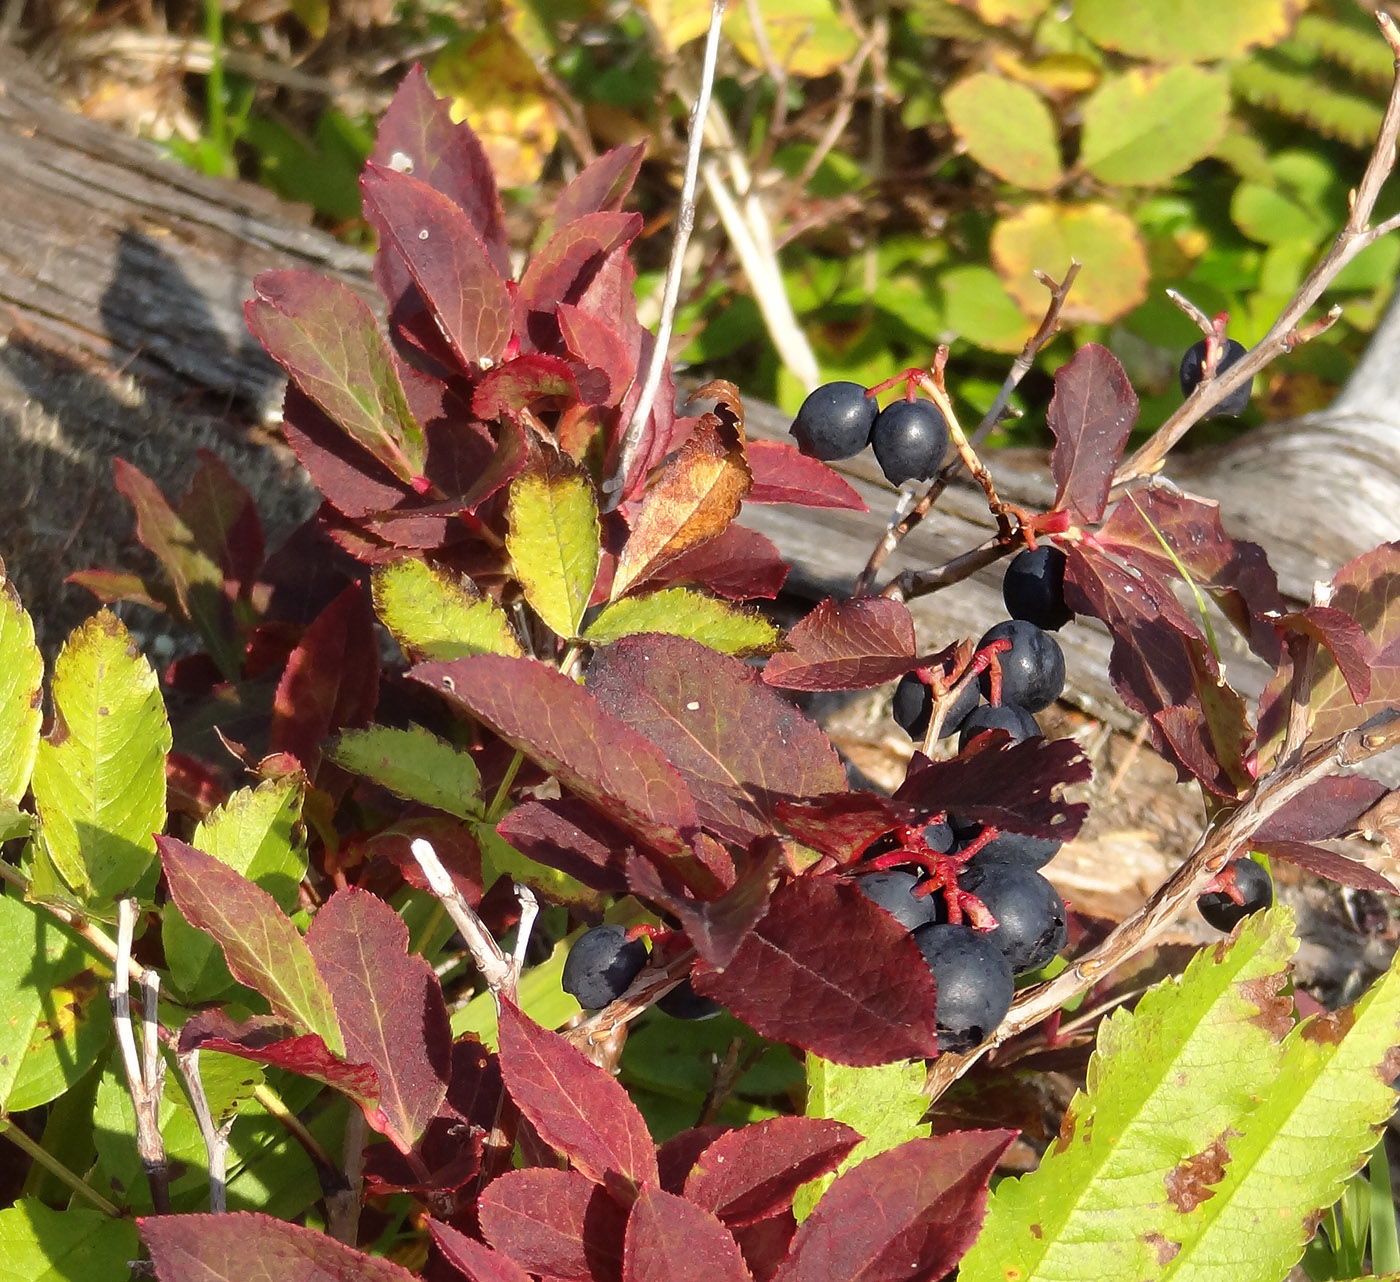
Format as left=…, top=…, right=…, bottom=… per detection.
left=8, top=0, right=1399, bottom=450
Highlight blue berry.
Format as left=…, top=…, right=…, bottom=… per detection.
left=871, top=399, right=949, bottom=485
left=855, top=870, right=942, bottom=932
left=1003, top=546, right=1072, bottom=631
left=1179, top=338, right=1251, bottom=418
left=975, top=620, right=1065, bottom=713
left=912, top=923, right=1014, bottom=1053
left=959, top=857, right=1067, bottom=974
left=957, top=703, right=1040, bottom=752
left=1198, top=859, right=1273, bottom=932
left=790, top=382, right=877, bottom=461
left=562, top=925, right=647, bottom=1009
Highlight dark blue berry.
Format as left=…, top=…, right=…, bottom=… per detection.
left=871, top=399, right=949, bottom=485
left=912, top=923, right=1014, bottom=1053
left=959, top=857, right=1067, bottom=974
left=957, top=702, right=1040, bottom=752
left=1198, top=859, right=1272, bottom=932
left=855, top=870, right=942, bottom=932
left=1179, top=338, right=1251, bottom=418
left=975, top=620, right=1065, bottom=713
left=951, top=820, right=1061, bottom=870
left=893, top=673, right=979, bottom=741
left=1003, top=546, right=1072, bottom=631
left=923, top=818, right=955, bottom=853
left=790, top=381, right=878, bottom=461
left=562, top=924, right=647, bottom=1009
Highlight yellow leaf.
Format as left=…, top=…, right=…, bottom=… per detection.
left=727, top=0, right=861, bottom=78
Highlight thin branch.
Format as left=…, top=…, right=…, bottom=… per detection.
left=252, top=1083, right=336, bottom=1168
left=562, top=949, right=698, bottom=1067
left=174, top=1048, right=232, bottom=1213
left=512, top=883, right=540, bottom=979
left=606, top=0, right=727, bottom=508
left=924, top=710, right=1400, bottom=1102
left=882, top=538, right=1009, bottom=603
left=410, top=838, right=514, bottom=999
left=0, top=1117, right=122, bottom=1216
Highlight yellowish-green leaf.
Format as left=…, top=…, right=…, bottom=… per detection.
left=373, top=558, right=522, bottom=661
left=451, top=934, right=581, bottom=1044
left=727, top=0, right=861, bottom=78
left=1080, top=67, right=1230, bottom=186
left=31, top=611, right=170, bottom=904
left=431, top=26, right=558, bottom=187
left=991, top=202, right=1149, bottom=324
left=0, top=1198, right=140, bottom=1282
left=332, top=725, right=484, bottom=820
left=1073, top=0, right=1302, bottom=63
left=584, top=589, right=780, bottom=656
left=955, top=0, right=1049, bottom=24
left=163, top=777, right=308, bottom=1002
left=938, top=264, right=1037, bottom=353
left=943, top=74, right=1062, bottom=191
left=1231, top=182, right=1327, bottom=246
left=506, top=461, right=601, bottom=639
left=0, top=566, right=42, bottom=806
left=793, top=1055, right=930, bottom=1221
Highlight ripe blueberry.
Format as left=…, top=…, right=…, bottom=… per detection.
left=1003, top=546, right=1072, bottom=632
left=957, top=702, right=1040, bottom=752
left=1198, top=858, right=1273, bottom=932
left=893, top=672, right=978, bottom=741
left=790, top=381, right=878, bottom=461
left=975, top=619, right=1065, bottom=713
left=912, top=923, right=1015, bottom=1053
left=959, top=857, right=1067, bottom=974
left=1179, top=338, right=1252, bottom=417
left=951, top=818, right=1061, bottom=870
left=856, top=869, right=942, bottom=932
left=562, top=924, right=647, bottom=1009
left=871, top=399, right=949, bottom=485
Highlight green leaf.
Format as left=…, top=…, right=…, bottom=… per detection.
left=583, top=588, right=781, bottom=655
left=372, top=558, right=522, bottom=660
left=938, top=265, right=1036, bottom=353
left=1080, top=67, right=1230, bottom=186
left=163, top=777, right=308, bottom=1002
left=0, top=1198, right=140, bottom=1282
left=0, top=566, right=42, bottom=806
left=1231, top=182, right=1327, bottom=246
left=451, top=935, right=581, bottom=1044
left=0, top=799, right=32, bottom=842
left=31, top=611, right=171, bottom=904
left=0, top=894, right=113, bottom=1112
left=159, top=836, right=344, bottom=1056
left=792, top=1055, right=931, bottom=1221
left=963, top=905, right=1400, bottom=1282
left=506, top=461, right=601, bottom=638
left=943, top=74, right=1062, bottom=191
left=332, top=725, right=484, bottom=820
left=246, top=271, right=428, bottom=487
left=476, top=822, right=598, bottom=907
left=1073, top=0, right=1299, bottom=62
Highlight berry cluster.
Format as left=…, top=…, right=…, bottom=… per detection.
left=789, top=381, right=950, bottom=486
left=561, top=923, right=719, bottom=1018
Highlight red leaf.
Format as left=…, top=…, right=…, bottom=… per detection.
left=770, top=1131, right=1016, bottom=1282
left=496, top=999, right=659, bottom=1187
left=429, top=1220, right=532, bottom=1282
left=762, top=597, right=922, bottom=691
left=281, top=386, right=411, bottom=520
left=587, top=634, right=847, bottom=846
left=360, top=815, right=484, bottom=903
left=1254, top=776, right=1389, bottom=843
left=684, top=1117, right=861, bottom=1227
left=305, top=888, right=452, bottom=1151
left=745, top=440, right=867, bottom=511
left=637, top=523, right=789, bottom=602
left=734, top=1213, right=797, bottom=1282
left=141, top=1211, right=420, bottom=1282
left=517, top=212, right=644, bottom=351
left=177, top=1011, right=381, bottom=1121
left=361, top=1116, right=483, bottom=1196
left=1278, top=605, right=1373, bottom=703
left=362, top=163, right=513, bottom=369
left=658, top=1126, right=731, bottom=1194
left=775, top=793, right=920, bottom=865
left=1047, top=343, right=1138, bottom=524
left=474, top=354, right=581, bottom=422
left=370, top=65, right=511, bottom=278
left=479, top=1168, right=627, bottom=1282
left=270, top=584, right=380, bottom=774
left=624, top=1186, right=753, bottom=1282
left=408, top=654, right=708, bottom=879
left=1254, top=840, right=1397, bottom=892
left=553, top=143, right=647, bottom=226
left=495, top=799, right=632, bottom=894
left=895, top=738, right=1092, bottom=841
left=559, top=302, right=634, bottom=404
left=693, top=877, right=941, bottom=1065
left=180, top=448, right=265, bottom=592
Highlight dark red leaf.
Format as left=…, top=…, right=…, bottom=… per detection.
left=658, top=1126, right=730, bottom=1194
left=271, top=584, right=380, bottom=775
left=479, top=1168, right=626, bottom=1282
left=180, top=448, right=265, bottom=591
left=141, top=1211, right=420, bottom=1282
left=305, top=887, right=452, bottom=1150
left=361, top=1116, right=483, bottom=1197
left=693, top=876, right=941, bottom=1065
left=559, top=302, right=634, bottom=404
left=281, top=386, right=411, bottom=520
left=429, top=1220, right=532, bottom=1282
left=895, top=738, right=1092, bottom=841
left=177, top=1010, right=382, bottom=1123
left=517, top=212, right=643, bottom=352
left=408, top=655, right=708, bottom=881
left=553, top=143, right=646, bottom=226
left=775, top=792, right=920, bottom=865
left=1254, top=841, right=1397, bottom=892
left=770, top=1131, right=1016, bottom=1282
left=762, top=597, right=922, bottom=691
left=441, top=1035, right=505, bottom=1132
left=1277, top=605, right=1373, bottom=703
left=733, top=1213, right=797, bottom=1282
left=637, top=523, right=789, bottom=601
left=1254, top=776, right=1390, bottom=843
left=1047, top=343, right=1138, bottom=524
left=362, top=163, right=513, bottom=369
left=684, top=1117, right=861, bottom=1227
left=1097, top=488, right=1285, bottom=660
left=359, top=815, right=484, bottom=904
left=587, top=634, right=847, bottom=846
left=495, top=799, right=632, bottom=894
left=474, top=354, right=581, bottom=422
left=370, top=65, right=510, bottom=277
left=745, top=440, right=868, bottom=511
left=623, top=1186, right=753, bottom=1282
left=496, top=999, right=659, bottom=1187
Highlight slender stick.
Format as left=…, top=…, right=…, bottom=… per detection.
left=410, top=838, right=514, bottom=998
left=606, top=0, right=727, bottom=508
left=251, top=1082, right=336, bottom=1168
left=174, top=1048, right=231, bottom=1213
left=0, top=1117, right=122, bottom=1216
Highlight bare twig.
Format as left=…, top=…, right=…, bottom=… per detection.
left=325, top=1109, right=367, bottom=1246
left=563, top=949, right=698, bottom=1066
left=512, top=883, right=540, bottom=977
left=174, top=1048, right=232, bottom=1213
left=0, top=1117, right=121, bottom=1216
left=110, top=899, right=169, bottom=1214
left=410, top=838, right=514, bottom=999
left=882, top=538, right=1009, bottom=603
left=606, top=0, right=727, bottom=508
left=925, top=710, right=1400, bottom=1101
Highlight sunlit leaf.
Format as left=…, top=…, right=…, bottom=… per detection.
left=0, top=562, right=42, bottom=806
left=1080, top=67, right=1230, bottom=186
left=373, top=558, right=522, bottom=660
left=506, top=459, right=601, bottom=639
left=584, top=588, right=780, bottom=655
left=943, top=73, right=1062, bottom=191
left=1073, top=0, right=1303, bottom=62
left=0, top=1199, right=139, bottom=1282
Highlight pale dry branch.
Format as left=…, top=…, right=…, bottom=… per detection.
left=174, top=1048, right=232, bottom=1213
left=410, top=837, right=515, bottom=1000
